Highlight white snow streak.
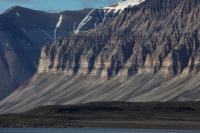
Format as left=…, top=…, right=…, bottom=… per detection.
left=74, top=9, right=95, bottom=34
left=54, top=14, right=63, bottom=40
left=56, top=14, right=63, bottom=28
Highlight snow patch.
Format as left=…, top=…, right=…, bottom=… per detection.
left=56, top=14, right=63, bottom=28
left=54, top=14, right=63, bottom=40
left=74, top=9, right=95, bottom=34
left=73, top=0, right=145, bottom=34
left=104, top=0, right=145, bottom=14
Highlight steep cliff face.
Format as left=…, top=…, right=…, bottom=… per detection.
left=38, top=0, right=200, bottom=78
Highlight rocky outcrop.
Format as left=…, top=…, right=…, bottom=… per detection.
left=37, top=0, right=200, bottom=78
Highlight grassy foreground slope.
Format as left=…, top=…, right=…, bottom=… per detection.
left=0, top=102, right=200, bottom=130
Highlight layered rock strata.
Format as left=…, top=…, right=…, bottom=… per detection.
left=38, top=0, right=200, bottom=78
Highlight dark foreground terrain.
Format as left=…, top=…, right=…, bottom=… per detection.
left=1, top=102, right=200, bottom=130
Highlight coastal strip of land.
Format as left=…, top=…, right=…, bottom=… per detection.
left=0, top=102, right=200, bottom=130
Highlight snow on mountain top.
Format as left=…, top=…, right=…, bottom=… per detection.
left=104, top=0, right=145, bottom=13
left=73, top=0, right=145, bottom=34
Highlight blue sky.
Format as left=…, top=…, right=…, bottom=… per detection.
left=0, top=0, right=119, bottom=12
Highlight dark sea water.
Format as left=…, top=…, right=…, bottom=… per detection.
left=0, top=128, right=199, bottom=133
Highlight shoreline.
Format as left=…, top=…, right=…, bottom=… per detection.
left=0, top=127, right=200, bottom=131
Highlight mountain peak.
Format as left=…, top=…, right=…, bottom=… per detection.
left=104, top=0, right=145, bottom=13
left=2, top=6, right=31, bottom=18
left=3, top=6, right=24, bottom=13
left=2, top=6, right=43, bottom=16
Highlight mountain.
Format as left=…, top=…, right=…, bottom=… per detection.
left=0, top=0, right=200, bottom=113
left=0, top=6, right=91, bottom=100
left=38, top=0, right=200, bottom=77
left=0, top=0, right=144, bottom=100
